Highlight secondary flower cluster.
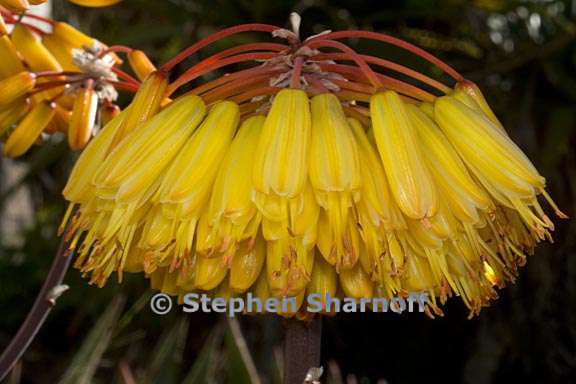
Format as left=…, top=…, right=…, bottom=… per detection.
left=0, top=11, right=153, bottom=157
left=61, top=16, right=565, bottom=318
left=0, top=0, right=121, bottom=12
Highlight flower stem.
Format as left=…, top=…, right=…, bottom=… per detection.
left=202, top=74, right=271, bottom=104
left=318, top=62, right=435, bottom=102
left=290, top=56, right=304, bottom=89
left=111, top=67, right=141, bottom=86
left=307, top=30, right=464, bottom=81
left=313, top=52, right=451, bottom=93
left=167, top=52, right=278, bottom=95
left=0, top=10, right=55, bottom=26
left=187, top=66, right=285, bottom=96
left=229, top=85, right=279, bottom=104
left=283, top=316, right=322, bottom=384
left=307, top=39, right=382, bottom=88
left=160, top=23, right=280, bottom=72
left=0, top=218, right=75, bottom=381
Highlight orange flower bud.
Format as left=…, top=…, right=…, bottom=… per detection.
left=101, top=102, right=121, bottom=126
left=109, top=71, right=168, bottom=148
left=128, top=50, right=156, bottom=81
left=68, top=83, right=98, bottom=150
left=45, top=104, right=72, bottom=134
left=67, top=0, right=122, bottom=7
left=0, top=0, right=30, bottom=12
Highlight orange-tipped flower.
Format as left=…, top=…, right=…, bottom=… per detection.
left=127, top=50, right=156, bottom=81
left=0, top=0, right=29, bottom=12
left=109, top=71, right=168, bottom=148
left=67, top=0, right=122, bottom=7
left=68, top=82, right=98, bottom=150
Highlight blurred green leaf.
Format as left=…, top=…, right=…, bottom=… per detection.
left=58, top=295, right=125, bottom=384
left=181, top=321, right=225, bottom=384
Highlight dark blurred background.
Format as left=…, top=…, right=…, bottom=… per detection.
left=1, top=0, right=575, bottom=383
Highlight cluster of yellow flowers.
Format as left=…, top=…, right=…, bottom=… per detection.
left=0, top=0, right=121, bottom=12
left=0, top=10, right=154, bottom=157
left=57, top=15, right=566, bottom=319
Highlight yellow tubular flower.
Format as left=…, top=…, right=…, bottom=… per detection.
left=306, top=253, right=337, bottom=314
left=94, top=94, right=206, bottom=203
left=285, top=182, right=320, bottom=248
left=63, top=109, right=128, bottom=203
left=68, top=84, right=98, bottom=150
left=43, top=22, right=119, bottom=71
left=67, top=0, right=122, bottom=7
left=0, top=72, right=36, bottom=107
left=11, top=25, right=63, bottom=73
left=266, top=237, right=314, bottom=297
left=434, top=96, right=544, bottom=200
left=154, top=101, right=239, bottom=208
left=140, top=101, right=239, bottom=270
left=408, top=104, right=493, bottom=223
left=229, top=236, right=266, bottom=292
left=128, top=50, right=157, bottom=81
left=309, top=93, right=361, bottom=270
left=339, top=262, right=373, bottom=299
left=370, top=90, right=438, bottom=220
left=253, top=89, right=311, bottom=220
left=52, top=21, right=95, bottom=48
left=454, top=80, right=504, bottom=131
left=309, top=93, right=360, bottom=194
left=0, top=0, right=29, bottom=12
left=109, top=71, right=168, bottom=148
left=11, top=24, right=64, bottom=102
left=198, top=115, right=264, bottom=256
left=41, top=34, right=78, bottom=72
left=193, top=254, right=228, bottom=291
left=0, top=36, right=26, bottom=79
left=249, top=272, right=305, bottom=318
left=72, top=96, right=209, bottom=281
left=348, top=118, right=406, bottom=231
left=3, top=101, right=55, bottom=157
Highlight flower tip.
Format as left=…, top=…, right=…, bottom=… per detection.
left=67, top=0, right=122, bottom=7
left=0, top=0, right=30, bottom=12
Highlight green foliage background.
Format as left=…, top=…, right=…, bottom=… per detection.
left=1, top=0, right=575, bottom=383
